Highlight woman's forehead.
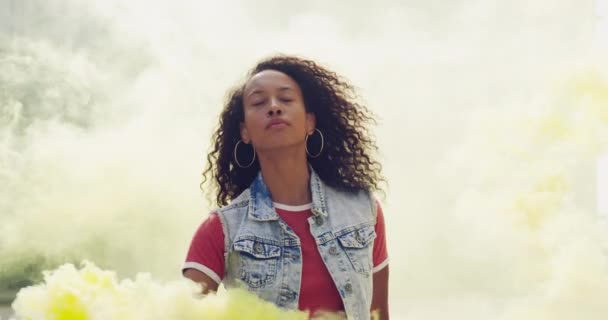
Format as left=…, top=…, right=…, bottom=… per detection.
left=244, top=70, right=300, bottom=94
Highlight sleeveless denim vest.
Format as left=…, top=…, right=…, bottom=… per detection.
left=216, top=169, right=377, bottom=320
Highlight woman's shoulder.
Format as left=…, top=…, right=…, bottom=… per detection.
left=216, top=188, right=252, bottom=214
left=324, top=185, right=375, bottom=205
left=323, top=185, right=379, bottom=221
left=193, top=211, right=223, bottom=237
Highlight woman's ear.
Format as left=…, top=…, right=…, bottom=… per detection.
left=306, top=112, right=316, bottom=135
left=240, top=122, right=250, bottom=143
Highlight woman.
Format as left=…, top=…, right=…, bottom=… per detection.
left=183, top=55, right=389, bottom=320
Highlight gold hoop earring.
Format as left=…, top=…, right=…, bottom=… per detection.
left=234, top=140, right=256, bottom=168
left=305, top=129, right=324, bottom=158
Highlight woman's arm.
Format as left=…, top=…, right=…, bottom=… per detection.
left=184, top=268, right=220, bottom=294
left=371, top=200, right=389, bottom=319
left=371, top=265, right=389, bottom=320
left=182, top=212, right=225, bottom=294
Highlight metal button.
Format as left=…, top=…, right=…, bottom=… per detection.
left=314, top=216, right=324, bottom=226
left=354, top=230, right=362, bottom=242
left=344, top=283, right=353, bottom=293
left=280, top=291, right=296, bottom=301
left=329, top=246, right=339, bottom=255
left=254, top=243, right=263, bottom=254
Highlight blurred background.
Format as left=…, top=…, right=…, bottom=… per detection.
left=1, top=0, right=608, bottom=318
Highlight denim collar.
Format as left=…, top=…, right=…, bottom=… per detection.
left=248, top=166, right=329, bottom=221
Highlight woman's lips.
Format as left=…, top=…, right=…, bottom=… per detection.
left=266, top=119, right=289, bottom=129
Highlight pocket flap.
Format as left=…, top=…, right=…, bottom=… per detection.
left=337, top=225, right=376, bottom=249
left=233, top=237, right=281, bottom=259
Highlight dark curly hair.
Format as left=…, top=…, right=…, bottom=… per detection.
left=201, top=55, right=384, bottom=207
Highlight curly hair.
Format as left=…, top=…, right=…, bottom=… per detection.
left=201, top=55, right=384, bottom=207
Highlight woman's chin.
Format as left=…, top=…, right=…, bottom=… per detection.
left=257, top=143, right=304, bottom=154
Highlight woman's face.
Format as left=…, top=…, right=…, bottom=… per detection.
left=240, top=70, right=315, bottom=152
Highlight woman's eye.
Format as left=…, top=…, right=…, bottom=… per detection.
left=252, top=100, right=266, bottom=106
left=280, top=98, right=293, bottom=103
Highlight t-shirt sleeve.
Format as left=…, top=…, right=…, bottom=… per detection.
left=182, top=212, right=225, bottom=284
left=373, top=201, right=389, bottom=273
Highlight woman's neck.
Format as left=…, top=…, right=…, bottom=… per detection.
left=257, top=150, right=311, bottom=206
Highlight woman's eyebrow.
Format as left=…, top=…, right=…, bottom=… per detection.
left=247, top=85, right=294, bottom=98
left=247, top=89, right=264, bottom=97
left=279, top=86, right=293, bottom=92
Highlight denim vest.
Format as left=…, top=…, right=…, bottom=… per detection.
left=216, top=169, right=377, bottom=320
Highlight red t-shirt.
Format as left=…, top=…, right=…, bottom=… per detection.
left=183, top=202, right=389, bottom=315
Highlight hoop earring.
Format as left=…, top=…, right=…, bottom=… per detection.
left=305, top=129, right=324, bottom=158
left=234, top=140, right=256, bottom=168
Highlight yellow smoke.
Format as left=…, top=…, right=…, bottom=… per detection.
left=10, top=261, right=349, bottom=320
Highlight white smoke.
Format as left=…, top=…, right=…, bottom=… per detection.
left=1, top=0, right=608, bottom=319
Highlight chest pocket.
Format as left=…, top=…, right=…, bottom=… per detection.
left=233, top=237, right=281, bottom=288
left=337, top=225, right=376, bottom=275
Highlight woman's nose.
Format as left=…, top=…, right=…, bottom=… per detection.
left=267, top=98, right=283, bottom=116
left=267, top=108, right=283, bottom=116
